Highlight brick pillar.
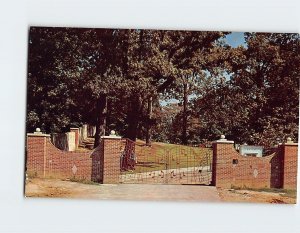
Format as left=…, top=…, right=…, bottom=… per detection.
left=70, top=128, right=79, bottom=149
left=282, top=138, right=298, bottom=190
left=101, top=131, right=122, bottom=184
left=212, top=135, right=235, bottom=188
left=26, top=128, right=51, bottom=178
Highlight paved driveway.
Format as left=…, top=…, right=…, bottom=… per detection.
left=25, top=178, right=221, bottom=202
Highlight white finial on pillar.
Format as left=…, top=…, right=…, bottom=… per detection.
left=110, top=130, right=116, bottom=136
left=286, top=137, right=293, bottom=144
left=213, top=134, right=234, bottom=144
left=101, top=130, right=121, bottom=139
left=27, top=127, right=50, bottom=137
left=283, top=136, right=297, bottom=146
left=34, top=128, right=42, bottom=135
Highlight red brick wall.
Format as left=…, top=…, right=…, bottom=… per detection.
left=283, top=144, right=298, bottom=190
left=26, top=135, right=122, bottom=183
left=212, top=142, right=297, bottom=190
left=26, top=136, right=47, bottom=177
left=26, top=134, right=297, bottom=188
left=102, top=138, right=122, bottom=184
left=44, top=140, right=93, bottom=180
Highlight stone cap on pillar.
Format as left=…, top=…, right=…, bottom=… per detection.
left=101, top=130, right=121, bottom=139
left=27, top=128, right=51, bottom=137
left=283, top=137, right=298, bottom=146
left=212, top=135, right=234, bottom=144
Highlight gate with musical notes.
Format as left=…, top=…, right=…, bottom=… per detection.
left=119, top=139, right=213, bottom=185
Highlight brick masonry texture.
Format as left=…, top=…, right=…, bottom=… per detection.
left=102, top=138, right=122, bottom=184
left=212, top=142, right=298, bottom=190
left=26, top=135, right=123, bottom=183
left=26, top=136, right=47, bottom=177
left=283, top=145, right=298, bottom=189
left=26, top=134, right=298, bottom=190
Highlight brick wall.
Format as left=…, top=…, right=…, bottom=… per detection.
left=102, top=137, right=122, bottom=184
left=282, top=143, right=298, bottom=189
left=26, top=131, right=298, bottom=189
left=26, top=133, right=122, bottom=183
left=212, top=137, right=298, bottom=190
left=44, top=141, right=94, bottom=180
left=26, top=135, right=47, bottom=177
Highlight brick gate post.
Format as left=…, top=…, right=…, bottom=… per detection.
left=282, top=137, right=298, bottom=190
left=212, top=135, right=235, bottom=188
left=101, top=130, right=122, bottom=184
left=26, top=128, right=51, bottom=178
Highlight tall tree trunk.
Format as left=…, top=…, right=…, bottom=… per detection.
left=145, top=96, right=153, bottom=146
left=182, top=82, right=188, bottom=145
left=126, top=95, right=141, bottom=141
left=94, top=94, right=107, bottom=148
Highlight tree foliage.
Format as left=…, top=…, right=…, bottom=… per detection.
left=192, top=33, right=299, bottom=146
left=27, top=28, right=299, bottom=147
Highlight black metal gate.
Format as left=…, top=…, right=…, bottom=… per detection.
left=120, top=139, right=212, bottom=185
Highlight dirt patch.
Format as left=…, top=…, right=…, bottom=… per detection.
left=217, top=188, right=296, bottom=204
left=25, top=179, right=74, bottom=198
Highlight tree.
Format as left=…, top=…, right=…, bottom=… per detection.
left=27, top=27, right=84, bottom=133
left=192, top=33, right=299, bottom=147
left=27, top=27, right=124, bottom=147
left=163, top=31, right=230, bottom=144
left=27, top=29, right=298, bottom=148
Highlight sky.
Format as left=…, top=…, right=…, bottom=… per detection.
left=224, top=32, right=247, bottom=48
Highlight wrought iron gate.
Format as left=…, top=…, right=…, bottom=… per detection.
left=120, top=139, right=212, bottom=185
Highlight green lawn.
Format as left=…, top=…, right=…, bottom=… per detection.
left=126, top=140, right=213, bottom=173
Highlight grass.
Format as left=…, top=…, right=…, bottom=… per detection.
left=126, top=140, right=212, bottom=174
left=78, top=137, right=213, bottom=174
